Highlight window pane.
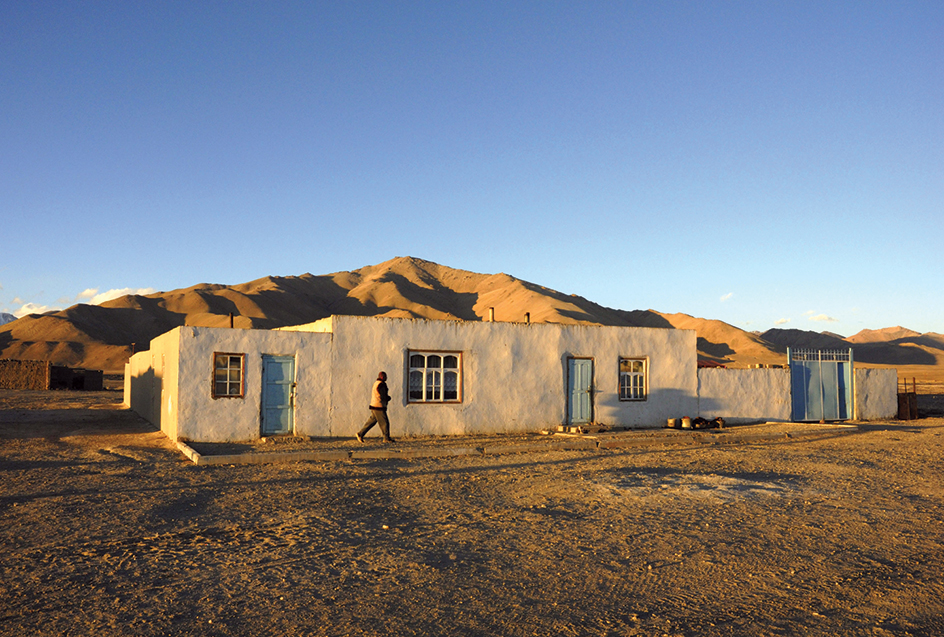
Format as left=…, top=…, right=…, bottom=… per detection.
left=410, top=354, right=425, bottom=368
left=620, top=359, right=631, bottom=373
left=409, top=371, right=423, bottom=400
left=444, top=371, right=458, bottom=400
left=633, top=360, right=643, bottom=373
left=428, top=355, right=441, bottom=369
left=427, top=370, right=441, bottom=401
left=443, top=355, right=458, bottom=369
left=213, top=353, right=243, bottom=397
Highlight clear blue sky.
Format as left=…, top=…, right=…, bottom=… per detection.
left=2, top=1, right=942, bottom=335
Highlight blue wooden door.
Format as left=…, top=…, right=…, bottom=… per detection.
left=789, top=349, right=853, bottom=422
left=568, top=358, right=593, bottom=425
left=262, top=355, right=295, bottom=436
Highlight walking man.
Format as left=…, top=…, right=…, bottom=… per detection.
left=356, top=371, right=395, bottom=443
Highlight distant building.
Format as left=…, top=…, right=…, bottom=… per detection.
left=0, top=360, right=103, bottom=391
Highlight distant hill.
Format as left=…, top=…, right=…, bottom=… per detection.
left=0, top=313, right=15, bottom=326
left=1, top=256, right=940, bottom=373
left=762, top=327, right=944, bottom=366
left=846, top=326, right=922, bottom=344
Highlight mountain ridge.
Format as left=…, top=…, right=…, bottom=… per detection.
left=2, top=256, right=941, bottom=372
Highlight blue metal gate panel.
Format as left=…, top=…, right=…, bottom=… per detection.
left=789, top=349, right=853, bottom=422
left=262, top=355, right=295, bottom=436
left=568, top=358, right=593, bottom=424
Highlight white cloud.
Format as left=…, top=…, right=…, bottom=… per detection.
left=85, top=287, right=156, bottom=305
left=720, top=292, right=734, bottom=302
left=809, top=314, right=839, bottom=323
left=6, top=287, right=156, bottom=318
left=775, top=318, right=791, bottom=325
left=13, top=302, right=58, bottom=318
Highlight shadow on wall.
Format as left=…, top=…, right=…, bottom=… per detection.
left=593, top=386, right=698, bottom=426
left=697, top=395, right=724, bottom=416
left=697, top=390, right=790, bottom=424
left=130, top=367, right=160, bottom=430
left=648, top=387, right=699, bottom=418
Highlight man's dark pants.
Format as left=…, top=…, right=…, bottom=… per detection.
left=358, top=408, right=391, bottom=440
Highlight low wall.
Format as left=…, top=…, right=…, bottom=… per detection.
left=700, top=366, right=899, bottom=424
left=0, top=360, right=50, bottom=390
left=855, top=368, right=897, bottom=420
left=698, top=368, right=792, bottom=424
left=126, top=350, right=159, bottom=425
left=0, top=360, right=104, bottom=391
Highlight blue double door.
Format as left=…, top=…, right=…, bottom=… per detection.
left=789, top=349, right=853, bottom=422
left=261, top=355, right=295, bottom=436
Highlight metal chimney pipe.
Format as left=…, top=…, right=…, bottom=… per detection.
left=525, top=312, right=530, bottom=324
left=488, top=307, right=495, bottom=322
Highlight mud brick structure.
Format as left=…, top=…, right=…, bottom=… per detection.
left=0, top=360, right=104, bottom=391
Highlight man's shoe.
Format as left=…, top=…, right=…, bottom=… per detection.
left=383, top=438, right=396, bottom=443
left=355, top=433, right=365, bottom=443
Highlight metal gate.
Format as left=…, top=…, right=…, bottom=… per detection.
left=788, top=348, right=853, bottom=422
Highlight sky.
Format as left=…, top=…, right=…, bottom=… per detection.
left=1, top=1, right=942, bottom=335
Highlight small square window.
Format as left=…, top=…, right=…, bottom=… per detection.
left=619, top=358, right=647, bottom=401
left=213, top=353, right=245, bottom=398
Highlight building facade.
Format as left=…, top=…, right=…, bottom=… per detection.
left=126, top=315, right=698, bottom=442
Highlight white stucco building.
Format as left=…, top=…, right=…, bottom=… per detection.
left=125, top=315, right=898, bottom=443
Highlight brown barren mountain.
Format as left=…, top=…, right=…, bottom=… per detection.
left=1, top=257, right=941, bottom=382
left=846, top=326, right=922, bottom=343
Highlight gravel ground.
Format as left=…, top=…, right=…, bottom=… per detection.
left=1, top=390, right=943, bottom=636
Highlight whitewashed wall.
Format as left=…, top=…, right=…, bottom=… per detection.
left=172, top=326, right=333, bottom=442
left=125, top=331, right=179, bottom=439
left=299, top=315, right=698, bottom=438
left=698, top=368, right=793, bottom=424
left=126, top=318, right=905, bottom=443
left=854, top=368, right=898, bottom=420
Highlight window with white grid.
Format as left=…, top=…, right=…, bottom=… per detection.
left=408, top=351, right=461, bottom=403
left=213, top=353, right=245, bottom=398
left=619, top=358, right=647, bottom=401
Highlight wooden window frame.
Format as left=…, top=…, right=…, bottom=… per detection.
left=618, top=357, right=648, bottom=402
left=212, top=352, right=245, bottom=399
left=407, top=350, right=463, bottom=404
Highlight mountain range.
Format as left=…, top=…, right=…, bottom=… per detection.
left=2, top=256, right=942, bottom=373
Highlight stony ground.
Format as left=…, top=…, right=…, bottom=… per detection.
left=1, top=390, right=943, bottom=637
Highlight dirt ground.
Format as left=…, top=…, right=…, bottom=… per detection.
left=2, top=390, right=944, bottom=637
